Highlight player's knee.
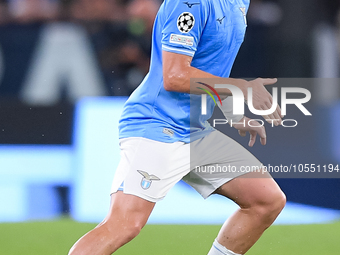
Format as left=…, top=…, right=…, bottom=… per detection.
left=259, top=189, right=286, bottom=225
left=248, top=188, right=286, bottom=226
left=267, top=189, right=285, bottom=215
left=124, top=222, right=143, bottom=242
left=101, top=219, right=143, bottom=247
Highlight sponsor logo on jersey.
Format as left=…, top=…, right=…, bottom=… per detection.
left=170, top=34, right=194, bottom=46
left=137, top=170, right=160, bottom=190
left=177, top=12, right=195, bottom=33
left=183, top=2, right=200, bottom=8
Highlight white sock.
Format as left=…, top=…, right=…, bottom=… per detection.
left=207, top=239, right=243, bottom=255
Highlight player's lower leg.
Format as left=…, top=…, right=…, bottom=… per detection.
left=207, top=171, right=286, bottom=255
left=68, top=192, right=155, bottom=255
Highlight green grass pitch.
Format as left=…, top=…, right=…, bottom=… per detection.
left=0, top=218, right=339, bottom=254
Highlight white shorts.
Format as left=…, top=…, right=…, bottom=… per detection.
left=111, top=130, right=262, bottom=202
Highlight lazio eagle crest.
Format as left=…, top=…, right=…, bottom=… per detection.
left=137, top=170, right=160, bottom=190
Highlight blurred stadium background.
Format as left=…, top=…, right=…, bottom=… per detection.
left=0, top=0, right=340, bottom=254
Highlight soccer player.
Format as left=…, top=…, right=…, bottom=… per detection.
left=69, top=0, right=286, bottom=254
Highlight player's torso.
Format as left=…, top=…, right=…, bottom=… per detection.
left=119, top=0, right=249, bottom=143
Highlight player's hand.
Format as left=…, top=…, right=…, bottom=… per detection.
left=245, top=78, right=283, bottom=126
left=232, top=116, right=266, bottom=147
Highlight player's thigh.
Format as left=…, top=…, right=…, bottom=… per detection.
left=215, top=171, right=285, bottom=209
left=102, top=191, right=155, bottom=228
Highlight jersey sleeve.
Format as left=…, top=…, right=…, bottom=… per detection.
left=161, top=0, right=209, bottom=57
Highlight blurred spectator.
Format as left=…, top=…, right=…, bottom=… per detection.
left=127, top=0, right=159, bottom=35
left=70, top=0, right=120, bottom=22
left=0, top=0, right=10, bottom=24
left=116, top=0, right=160, bottom=93
left=8, top=0, right=60, bottom=22
left=247, top=0, right=282, bottom=26
left=68, top=0, right=129, bottom=95
left=69, top=0, right=160, bottom=95
left=0, top=0, right=161, bottom=99
left=107, top=0, right=160, bottom=95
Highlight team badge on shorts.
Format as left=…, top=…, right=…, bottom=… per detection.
left=137, top=170, right=160, bottom=189
left=177, top=12, right=195, bottom=33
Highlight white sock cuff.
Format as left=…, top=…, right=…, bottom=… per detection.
left=212, top=239, right=243, bottom=255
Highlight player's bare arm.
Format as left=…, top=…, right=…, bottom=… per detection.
left=163, top=51, right=283, bottom=125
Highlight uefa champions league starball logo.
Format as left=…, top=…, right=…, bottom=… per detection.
left=177, top=12, right=195, bottom=33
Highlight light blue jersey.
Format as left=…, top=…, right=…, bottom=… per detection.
left=119, top=0, right=249, bottom=143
